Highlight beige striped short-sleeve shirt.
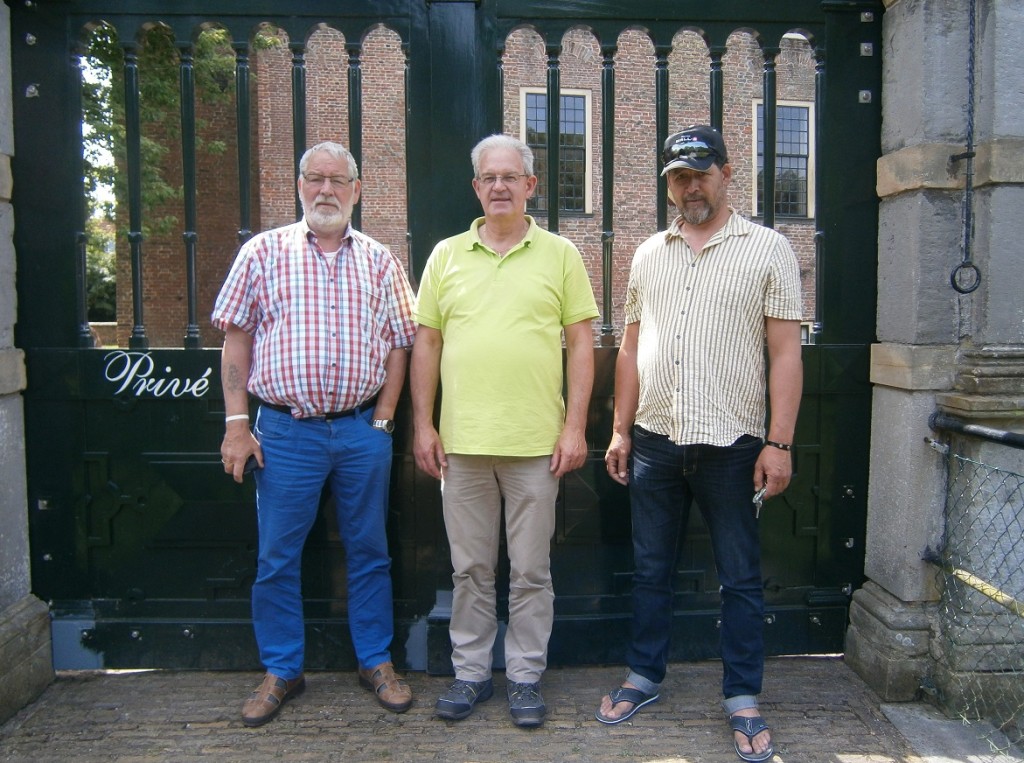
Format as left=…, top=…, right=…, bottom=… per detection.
left=625, top=209, right=802, bottom=446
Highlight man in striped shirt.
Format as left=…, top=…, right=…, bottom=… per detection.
left=596, top=126, right=802, bottom=763
left=213, top=141, right=416, bottom=727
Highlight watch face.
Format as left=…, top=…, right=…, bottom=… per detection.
left=374, top=419, right=395, bottom=433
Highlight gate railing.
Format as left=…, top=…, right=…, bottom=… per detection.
left=925, top=411, right=1024, bottom=753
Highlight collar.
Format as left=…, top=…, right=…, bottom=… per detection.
left=302, top=219, right=354, bottom=248
left=466, top=215, right=537, bottom=252
left=664, top=206, right=746, bottom=244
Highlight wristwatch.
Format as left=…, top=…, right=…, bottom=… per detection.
left=371, top=419, right=395, bottom=434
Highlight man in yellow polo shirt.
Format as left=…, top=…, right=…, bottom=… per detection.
left=410, top=134, right=599, bottom=728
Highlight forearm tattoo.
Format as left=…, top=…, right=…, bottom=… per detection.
left=225, top=363, right=247, bottom=394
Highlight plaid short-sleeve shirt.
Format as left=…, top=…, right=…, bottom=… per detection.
left=212, top=220, right=417, bottom=417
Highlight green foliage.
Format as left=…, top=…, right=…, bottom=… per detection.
left=85, top=216, right=116, bottom=322
left=81, top=23, right=280, bottom=318
left=84, top=24, right=175, bottom=238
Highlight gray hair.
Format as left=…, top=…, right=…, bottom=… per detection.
left=299, top=141, right=359, bottom=180
left=471, top=134, right=534, bottom=178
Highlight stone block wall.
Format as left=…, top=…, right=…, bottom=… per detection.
left=848, top=0, right=1024, bottom=709
left=0, top=2, right=54, bottom=725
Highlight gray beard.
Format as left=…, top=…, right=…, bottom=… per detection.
left=680, top=202, right=713, bottom=226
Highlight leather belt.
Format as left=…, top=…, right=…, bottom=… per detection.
left=258, top=395, right=377, bottom=420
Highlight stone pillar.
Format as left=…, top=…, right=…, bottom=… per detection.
left=847, top=0, right=1024, bottom=703
left=0, top=4, right=54, bottom=724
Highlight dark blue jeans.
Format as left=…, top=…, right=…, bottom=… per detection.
left=627, top=426, right=765, bottom=701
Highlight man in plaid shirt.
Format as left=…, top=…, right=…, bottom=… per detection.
left=212, top=141, right=416, bottom=727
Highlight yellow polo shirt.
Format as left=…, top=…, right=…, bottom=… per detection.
left=416, top=216, right=599, bottom=456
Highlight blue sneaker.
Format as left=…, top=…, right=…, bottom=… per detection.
left=507, top=681, right=546, bottom=727
left=435, top=678, right=494, bottom=720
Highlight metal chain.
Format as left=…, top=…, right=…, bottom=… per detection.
left=951, top=0, right=980, bottom=294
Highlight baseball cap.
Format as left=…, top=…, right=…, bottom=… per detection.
left=661, top=125, right=728, bottom=175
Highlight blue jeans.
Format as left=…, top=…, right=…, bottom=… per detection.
left=251, top=405, right=395, bottom=679
left=626, top=427, right=764, bottom=702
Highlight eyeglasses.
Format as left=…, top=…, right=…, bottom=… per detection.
left=662, top=139, right=720, bottom=166
left=477, top=174, right=527, bottom=187
left=302, top=173, right=354, bottom=188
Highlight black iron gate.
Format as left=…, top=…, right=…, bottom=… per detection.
left=9, top=0, right=882, bottom=671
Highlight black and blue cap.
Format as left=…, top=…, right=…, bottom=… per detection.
left=661, top=125, right=728, bottom=175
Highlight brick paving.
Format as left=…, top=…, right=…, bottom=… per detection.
left=0, top=656, right=919, bottom=763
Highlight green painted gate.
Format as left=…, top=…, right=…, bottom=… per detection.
left=9, top=0, right=882, bottom=671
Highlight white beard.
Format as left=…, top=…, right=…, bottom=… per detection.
left=304, top=199, right=348, bottom=234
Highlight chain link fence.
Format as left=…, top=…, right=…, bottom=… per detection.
left=927, top=414, right=1024, bottom=754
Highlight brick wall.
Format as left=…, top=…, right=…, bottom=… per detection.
left=497, top=29, right=817, bottom=339
left=113, top=56, right=255, bottom=348
left=255, top=25, right=407, bottom=257
left=111, top=26, right=818, bottom=346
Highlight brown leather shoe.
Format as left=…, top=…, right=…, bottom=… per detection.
left=358, top=661, right=413, bottom=713
left=241, top=672, right=306, bottom=727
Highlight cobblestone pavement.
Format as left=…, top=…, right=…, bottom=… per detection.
left=0, top=656, right=925, bottom=763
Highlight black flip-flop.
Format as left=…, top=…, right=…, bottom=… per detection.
left=730, top=714, right=774, bottom=761
left=594, top=686, right=660, bottom=725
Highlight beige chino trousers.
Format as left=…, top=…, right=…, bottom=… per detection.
left=441, top=454, right=558, bottom=684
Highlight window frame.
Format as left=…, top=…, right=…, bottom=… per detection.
left=519, top=87, right=594, bottom=216
left=751, top=99, right=816, bottom=219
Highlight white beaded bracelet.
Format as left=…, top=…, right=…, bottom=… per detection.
left=224, top=414, right=250, bottom=423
